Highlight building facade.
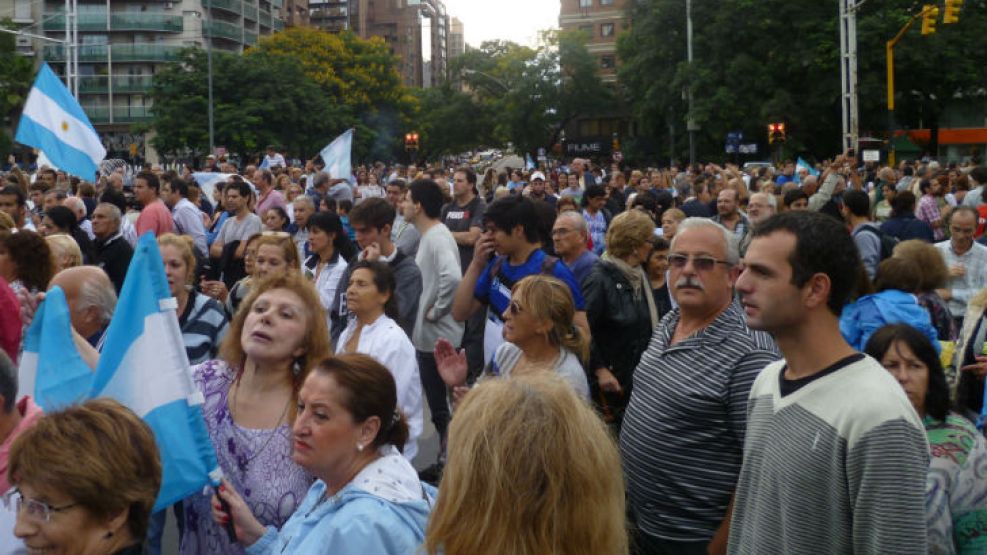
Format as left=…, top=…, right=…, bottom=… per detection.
left=559, top=0, right=629, bottom=83
left=447, top=15, right=462, bottom=60
left=311, top=0, right=448, bottom=88
left=2, top=0, right=286, bottom=158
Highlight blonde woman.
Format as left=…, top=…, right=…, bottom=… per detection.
left=423, top=374, right=628, bottom=555
left=436, top=274, right=590, bottom=400
left=45, top=233, right=83, bottom=273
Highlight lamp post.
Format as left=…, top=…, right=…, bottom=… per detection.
left=685, top=0, right=697, bottom=166
left=205, top=0, right=215, bottom=155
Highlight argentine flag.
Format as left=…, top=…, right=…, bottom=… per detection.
left=320, top=128, right=354, bottom=183
left=795, top=157, right=819, bottom=185
left=92, top=233, right=221, bottom=511
left=15, top=63, right=105, bottom=180
left=18, top=286, right=94, bottom=410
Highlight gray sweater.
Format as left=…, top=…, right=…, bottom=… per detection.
left=412, top=223, right=464, bottom=351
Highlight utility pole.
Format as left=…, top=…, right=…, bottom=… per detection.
left=839, top=0, right=859, bottom=153
left=205, top=0, right=215, bottom=154
left=685, top=0, right=697, bottom=166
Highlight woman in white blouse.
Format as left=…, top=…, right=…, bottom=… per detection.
left=337, top=259, right=423, bottom=460
left=304, top=212, right=357, bottom=334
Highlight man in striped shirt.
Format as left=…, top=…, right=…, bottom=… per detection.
left=729, top=211, right=928, bottom=554
left=620, top=218, right=779, bottom=555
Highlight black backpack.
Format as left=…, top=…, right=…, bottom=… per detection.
left=854, top=225, right=898, bottom=261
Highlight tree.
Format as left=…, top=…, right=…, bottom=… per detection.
left=618, top=0, right=987, bottom=162
left=246, top=27, right=417, bottom=162
left=412, top=84, right=497, bottom=160
left=0, top=19, right=35, bottom=160
left=146, top=48, right=344, bottom=159
left=448, top=31, right=615, bottom=158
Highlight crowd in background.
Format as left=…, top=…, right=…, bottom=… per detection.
left=0, top=147, right=986, bottom=554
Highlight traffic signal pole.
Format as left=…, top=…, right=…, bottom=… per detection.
left=886, top=4, right=940, bottom=166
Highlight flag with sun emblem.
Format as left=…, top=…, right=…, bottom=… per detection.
left=15, top=62, right=106, bottom=180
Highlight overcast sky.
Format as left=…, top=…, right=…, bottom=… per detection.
left=443, top=0, right=559, bottom=47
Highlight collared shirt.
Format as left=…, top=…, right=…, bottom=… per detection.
left=917, top=194, right=945, bottom=241
left=620, top=301, right=779, bottom=542
left=135, top=199, right=174, bottom=237
left=172, top=197, right=208, bottom=256
left=255, top=187, right=287, bottom=216
left=336, top=314, right=422, bottom=461
left=935, top=240, right=987, bottom=318
left=712, top=213, right=750, bottom=238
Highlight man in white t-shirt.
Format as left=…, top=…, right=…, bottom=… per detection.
left=262, top=145, right=286, bottom=169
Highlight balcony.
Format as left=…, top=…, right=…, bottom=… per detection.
left=44, top=44, right=183, bottom=62
left=204, top=20, right=243, bottom=42
left=273, top=19, right=284, bottom=31
left=78, top=75, right=155, bottom=94
left=242, top=1, right=258, bottom=21
left=244, top=29, right=258, bottom=45
left=259, top=9, right=272, bottom=28
left=43, top=12, right=182, bottom=32
left=206, top=0, right=242, bottom=15
left=81, top=106, right=152, bottom=124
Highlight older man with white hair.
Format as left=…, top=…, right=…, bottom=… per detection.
left=552, top=210, right=598, bottom=284
left=62, top=196, right=94, bottom=240
left=91, top=202, right=134, bottom=293
left=620, top=218, right=778, bottom=555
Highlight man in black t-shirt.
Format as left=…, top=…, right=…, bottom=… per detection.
left=442, top=167, right=487, bottom=376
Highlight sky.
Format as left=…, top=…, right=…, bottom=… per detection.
left=442, top=0, right=560, bottom=48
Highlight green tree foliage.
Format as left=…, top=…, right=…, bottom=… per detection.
left=247, top=28, right=417, bottom=162
left=448, top=31, right=614, bottom=158
left=412, top=84, right=497, bottom=160
left=619, top=0, right=987, bottom=161
left=146, top=48, right=343, bottom=159
left=0, top=19, right=35, bottom=159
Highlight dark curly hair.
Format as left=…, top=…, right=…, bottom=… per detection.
left=0, top=230, right=54, bottom=291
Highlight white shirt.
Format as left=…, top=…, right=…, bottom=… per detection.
left=304, top=253, right=348, bottom=335
left=263, top=153, right=286, bottom=168
left=336, top=314, right=423, bottom=461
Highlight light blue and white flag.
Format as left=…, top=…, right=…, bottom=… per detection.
left=91, top=233, right=221, bottom=511
left=15, top=63, right=105, bottom=180
left=795, top=157, right=819, bottom=184
left=525, top=153, right=536, bottom=171
left=320, top=129, right=353, bottom=183
left=191, top=172, right=238, bottom=203
left=17, top=286, right=94, bottom=411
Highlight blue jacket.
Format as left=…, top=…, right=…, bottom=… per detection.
left=840, top=289, right=940, bottom=353
left=246, top=455, right=435, bottom=555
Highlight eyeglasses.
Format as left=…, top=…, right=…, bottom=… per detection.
left=508, top=300, right=524, bottom=316
left=3, top=489, right=78, bottom=523
left=667, top=253, right=732, bottom=272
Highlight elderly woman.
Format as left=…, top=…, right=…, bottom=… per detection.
left=7, top=398, right=161, bottom=555
left=181, top=273, right=331, bottom=554
left=660, top=208, right=686, bottom=241
left=159, top=233, right=229, bottom=364
left=336, top=260, right=423, bottom=460
left=582, top=209, right=658, bottom=426
left=45, top=234, right=83, bottom=274
left=423, top=375, right=627, bottom=555
left=865, top=325, right=987, bottom=555
left=437, top=274, right=590, bottom=402
left=213, top=354, right=434, bottom=554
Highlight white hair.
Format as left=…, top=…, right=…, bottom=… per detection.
left=750, top=191, right=777, bottom=209
left=95, top=202, right=122, bottom=224
left=293, top=196, right=315, bottom=209
left=670, top=217, right=740, bottom=265
left=555, top=210, right=589, bottom=235
left=78, top=272, right=117, bottom=324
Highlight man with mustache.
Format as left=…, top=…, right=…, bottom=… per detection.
left=620, top=218, right=779, bottom=555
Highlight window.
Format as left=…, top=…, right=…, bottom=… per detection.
left=578, top=24, right=593, bottom=35
left=600, top=56, right=615, bottom=69
left=579, top=0, right=592, bottom=7
left=601, top=23, right=614, bottom=37
left=600, top=0, right=613, bottom=4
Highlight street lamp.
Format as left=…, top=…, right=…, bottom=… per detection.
left=461, top=68, right=510, bottom=93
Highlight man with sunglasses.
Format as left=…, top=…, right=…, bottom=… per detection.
left=621, top=218, right=778, bottom=555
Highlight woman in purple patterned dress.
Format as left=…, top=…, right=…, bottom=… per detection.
left=180, top=272, right=332, bottom=554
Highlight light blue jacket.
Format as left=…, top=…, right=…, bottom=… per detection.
left=245, top=454, right=435, bottom=555
left=840, top=289, right=941, bottom=353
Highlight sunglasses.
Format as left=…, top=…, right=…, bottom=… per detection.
left=668, top=253, right=731, bottom=272
left=508, top=300, right=523, bottom=316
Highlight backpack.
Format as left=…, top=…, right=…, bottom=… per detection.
left=488, top=253, right=560, bottom=291
left=854, top=225, right=898, bottom=261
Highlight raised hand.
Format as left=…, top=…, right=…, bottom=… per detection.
left=434, top=337, right=468, bottom=387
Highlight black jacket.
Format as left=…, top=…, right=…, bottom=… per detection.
left=93, top=233, right=134, bottom=293
left=582, top=260, right=656, bottom=390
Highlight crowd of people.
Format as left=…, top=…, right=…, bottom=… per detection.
left=0, top=148, right=986, bottom=554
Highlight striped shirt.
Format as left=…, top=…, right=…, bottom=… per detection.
left=180, top=291, right=229, bottom=365
left=728, top=356, right=929, bottom=554
left=620, top=300, right=779, bottom=542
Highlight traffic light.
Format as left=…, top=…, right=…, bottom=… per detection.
left=768, top=122, right=786, bottom=145
left=921, top=5, right=939, bottom=35
left=944, top=0, right=962, bottom=24
left=404, top=132, right=419, bottom=151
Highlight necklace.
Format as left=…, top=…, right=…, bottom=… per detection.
left=228, top=377, right=292, bottom=475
